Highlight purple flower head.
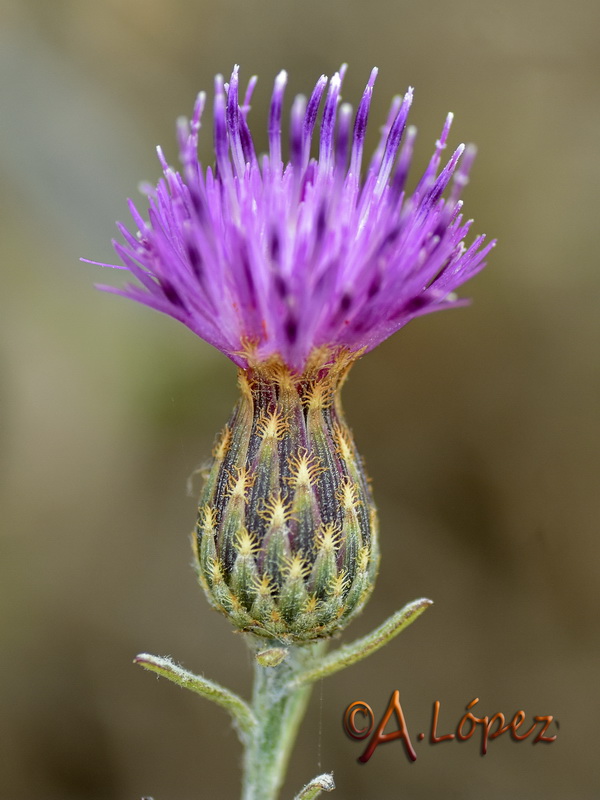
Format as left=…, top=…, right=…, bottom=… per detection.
left=89, top=65, right=495, bottom=371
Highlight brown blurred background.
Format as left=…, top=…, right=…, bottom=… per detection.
left=1, top=0, right=599, bottom=798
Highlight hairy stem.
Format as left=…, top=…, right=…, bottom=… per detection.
left=241, top=640, right=326, bottom=800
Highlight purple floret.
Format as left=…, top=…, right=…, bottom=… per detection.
left=88, top=65, right=495, bottom=370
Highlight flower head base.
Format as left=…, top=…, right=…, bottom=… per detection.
left=91, top=65, right=494, bottom=373
left=194, top=356, right=379, bottom=642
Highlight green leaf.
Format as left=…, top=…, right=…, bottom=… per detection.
left=286, top=598, right=433, bottom=688
left=293, top=773, right=335, bottom=799
left=134, top=653, right=256, bottom=741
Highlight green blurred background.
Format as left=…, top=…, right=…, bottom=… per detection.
left=2, top=0, right=599, bottom=798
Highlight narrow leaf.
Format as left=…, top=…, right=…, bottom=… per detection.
left=293, top=773, right=335, bottom=799
left=287, top=598, right=433, bottom=688
left=134, top=653, right=256, bottom=739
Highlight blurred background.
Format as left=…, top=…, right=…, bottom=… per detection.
left=2, top=0, right=599, bottom=798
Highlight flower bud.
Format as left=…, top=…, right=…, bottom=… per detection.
left=194, top=353, right=379, bottom=642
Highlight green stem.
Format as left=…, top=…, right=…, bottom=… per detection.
left=242, top=640, right=326, bottom=800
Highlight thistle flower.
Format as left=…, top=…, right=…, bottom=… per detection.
left=89, top=66, right=494, bottom=643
